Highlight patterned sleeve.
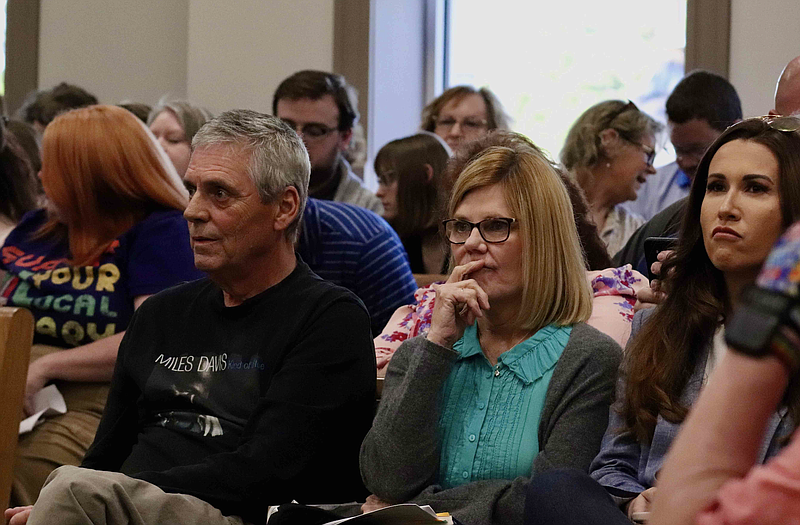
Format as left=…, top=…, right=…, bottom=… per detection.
left=374, top=286, right=438, bottom=370
left=374, top=266, right=648, bottom=370
left=586, top=265, right=649, bottom=349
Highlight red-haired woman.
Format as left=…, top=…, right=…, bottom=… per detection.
left=1, top=105, right=203, bottom=506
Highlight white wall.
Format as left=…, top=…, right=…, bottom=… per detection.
left=186, top=0, right=334, bottom=115
left=38, top=0, right=189, bottom=104
left=36, top=0, right=334, bottom=115
left=729, top=0, right=800, bottom=117
left=369, top=0, right=426, bottom=155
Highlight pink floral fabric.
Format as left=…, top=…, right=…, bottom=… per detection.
left=375, top=265, right=648, bottom=370
left=696, top=430, right=800, bottom=525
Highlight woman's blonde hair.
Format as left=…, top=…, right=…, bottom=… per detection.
left=40, top=105, right=189, bottom=265
left=560, top=100, right=663, bottom=175
left=447, top=131, right=592, bottom=331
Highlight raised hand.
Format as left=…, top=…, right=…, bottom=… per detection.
left=426, top=260, right=490, bottom=349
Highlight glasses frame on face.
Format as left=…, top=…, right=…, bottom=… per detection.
left=618, top=132, right=656, bottom=167
left=280, top=118, right=339, bottom=142
left=442, top=217, right=516, bottom=244
left=433, top=115, right=489, bottom=134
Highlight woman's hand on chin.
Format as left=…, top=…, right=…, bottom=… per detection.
left=427, top=260, right=490, bottom=349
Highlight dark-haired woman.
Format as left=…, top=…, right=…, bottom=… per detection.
left=375, top=132, right=450, bottom=274
left=525, top=116, right=800, bottom=525
left=0, top=118, right=41, bottom=245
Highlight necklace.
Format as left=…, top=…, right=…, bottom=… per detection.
left=479, top=327, right=535, bottom=353
left=508, top=329, right=534, bottom=350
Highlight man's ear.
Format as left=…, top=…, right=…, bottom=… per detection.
left=424, top=164, right=434, bottom=183
left=338, top=128, right=353, bottom=152
left=274, top=186, right=300, bottom=233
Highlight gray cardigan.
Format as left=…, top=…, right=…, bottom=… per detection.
left=360, top=323, right=622, bottom=525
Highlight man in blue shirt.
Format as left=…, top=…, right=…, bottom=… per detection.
left=624, top=71, right=742, bottom=220
left=299, top=198, right=418, bottom=335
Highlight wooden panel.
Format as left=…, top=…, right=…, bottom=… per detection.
left=5, top=0, right=41, bottom=116
left=686, top=0, right=731, bottom=77
left=334, top=0, right=371, bottom=148
left=0, top=307, right=35, bottom=510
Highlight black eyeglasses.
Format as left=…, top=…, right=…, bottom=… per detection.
left=619, top=134, right=656, bottom=166
left=280, top=119, right=338, bottom=140
left=442, top=218, right=516, bottom=244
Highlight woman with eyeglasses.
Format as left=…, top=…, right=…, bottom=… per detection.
left=360, top=132, right=622, bottom=525
left=562, top=100, right=663, bottom=257
left=524, top=117, right=800, bottom=525
left=421, top=86, right=510, bottom=151
left=374, top=132, right=451, bottom=274
left=148, top=98, right=212, bottom=178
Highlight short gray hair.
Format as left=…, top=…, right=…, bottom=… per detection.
left=192, top=109, right=310, bottom=240
left=147, top=98, right=213, bottom=145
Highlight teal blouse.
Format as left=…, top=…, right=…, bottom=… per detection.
left=437, top=323, right=572, bottom=488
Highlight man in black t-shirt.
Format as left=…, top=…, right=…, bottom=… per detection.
left=6, top=110, right=376, bottom=525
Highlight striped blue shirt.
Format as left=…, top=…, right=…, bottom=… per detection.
left=438, top=323, right=572, bottom=488
left=299, top=198, right=417, bottom=335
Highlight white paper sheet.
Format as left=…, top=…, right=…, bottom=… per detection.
left=18, top=384, right=67, bottom=434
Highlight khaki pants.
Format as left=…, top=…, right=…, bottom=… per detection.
left=29, top=466, right=247, bottom=525
left=11, top=346, right=108, bottom=506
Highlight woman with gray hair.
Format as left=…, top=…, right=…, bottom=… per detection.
left=561, top=100, right=663, bottom=256
left=148, top=99, right=213, bottom=178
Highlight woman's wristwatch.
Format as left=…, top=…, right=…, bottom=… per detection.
left=725, top=286, right=800, bottom=374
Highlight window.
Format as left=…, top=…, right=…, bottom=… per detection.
left=446, top=0, right=687, bottom=167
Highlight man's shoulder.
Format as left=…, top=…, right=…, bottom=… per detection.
left=292, top=262, right=370, bottom=312
left=306, top=198, right=395, bottom=244
left=333, top=161, right=384, bottom=213
left=647, top=196, right=687, bottom=234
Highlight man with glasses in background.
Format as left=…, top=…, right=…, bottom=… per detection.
left=615, top=71, right=742, bottom=274
left=623, top=70, right=742, bottom=221
left=274, top=70, right=382, bottom=213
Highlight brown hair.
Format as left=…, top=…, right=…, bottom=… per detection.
left=421, top=86, right=510, bottom=133
left=446, top=133, right=611, bottom=271
left=39, top=105, right=189, bottom=265
left=445, top=131, right=592, bottom=331
left=0, top=119, right=40, bottom=222
left=374, top=132, right=450, bottom=237
left=19, top=82, right=98, bottom=127
left=272, top=70, right=358, bottom=131
left=622, top=118, right=800, bottom=442
left=558, top=168, right=613, bottom=270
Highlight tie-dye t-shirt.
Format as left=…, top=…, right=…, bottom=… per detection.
left=0, top=208, right=203, bottom=347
